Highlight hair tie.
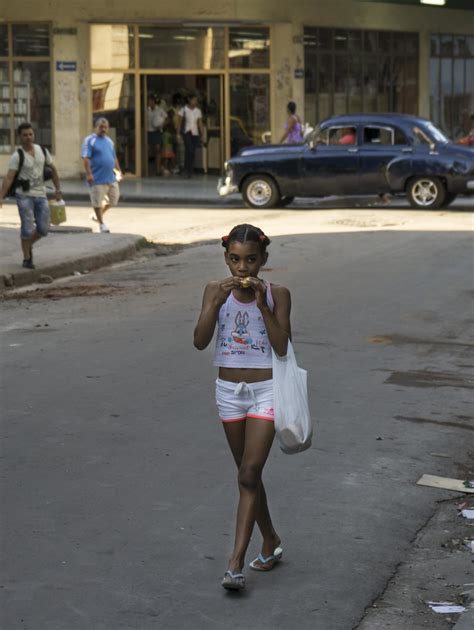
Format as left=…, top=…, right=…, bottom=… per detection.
left=259, top=234, right=266, bottom=242
left=222, top=235, right=229, bottom=242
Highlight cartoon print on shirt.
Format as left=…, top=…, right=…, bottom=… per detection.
left=232, top=311, right=251, bottom=345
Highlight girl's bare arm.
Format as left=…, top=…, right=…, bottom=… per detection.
left=193, top=279, right=238, bottom=350
left=246, top=279, right=291, bottom=356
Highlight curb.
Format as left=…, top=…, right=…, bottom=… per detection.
left=64, top=192, right=227, bottom=206
left=0, top=235, right=147, bottom=292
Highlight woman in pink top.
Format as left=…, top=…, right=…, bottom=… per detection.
left=279, top=101, right=303, bottom=144
left=194, top=224, right=292, bottom=591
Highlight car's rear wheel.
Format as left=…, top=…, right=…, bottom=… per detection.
left=242, top=175, right=281, bottom=209
left=407, top=176, right=446, bottom=209
left=277, top=196, right=295, bottom=208
left=443, top=192, right=457, bottom=207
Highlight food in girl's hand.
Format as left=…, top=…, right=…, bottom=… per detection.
left=241, top=276, right=252, bottom=288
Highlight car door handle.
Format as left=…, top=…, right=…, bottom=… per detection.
left=347, top=148, right=358, bottom=153
left=402, top=147, right=413, bottom=153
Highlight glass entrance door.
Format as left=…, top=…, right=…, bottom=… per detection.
left=141, top=74, right=223, bottom=176
left=91, top=72, right=136, bottom=174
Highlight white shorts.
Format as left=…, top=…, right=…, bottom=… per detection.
left=215, top=378, right=274, bottom=423
left=89, top=182, right=120, bottom=208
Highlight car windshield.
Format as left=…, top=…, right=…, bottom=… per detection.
left=415, top=122, right=450, bottom=145
left=307, top=124, right=326, bottom=145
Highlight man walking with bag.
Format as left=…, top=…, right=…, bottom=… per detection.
left=0, top=122, right=62, bottom=269
left=82, top=117, right=123, bottom=233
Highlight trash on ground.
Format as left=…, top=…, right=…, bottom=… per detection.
left=463, top=480, right=474, bottom=489
left=460, top=509, right=474, bottom=519
left=417, top=474, right=474, bottom=494
left=428, top=601, right=466, bottom=614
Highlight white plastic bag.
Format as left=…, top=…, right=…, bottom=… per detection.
left=272, top=341, right=312, bottom=454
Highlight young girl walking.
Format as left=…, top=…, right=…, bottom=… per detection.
left=193, top=224, right=291, bottom=591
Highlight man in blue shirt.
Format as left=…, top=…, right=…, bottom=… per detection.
left=82, top=118, right=122, bottom=233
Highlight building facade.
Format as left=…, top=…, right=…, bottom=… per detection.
left=1, top=0, right=473, bottom=177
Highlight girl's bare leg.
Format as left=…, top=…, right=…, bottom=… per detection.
left=223, top=419, right=279, bottom=572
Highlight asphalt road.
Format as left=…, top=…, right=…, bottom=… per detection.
left=1, top=213, right=473, bottom=629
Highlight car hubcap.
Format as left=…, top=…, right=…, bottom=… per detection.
left=247, top=180, right=272, bottom=206
left=412, top=180, right=438, bottom=206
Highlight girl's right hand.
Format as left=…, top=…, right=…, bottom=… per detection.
left=215, top=276, right=239, bottom=306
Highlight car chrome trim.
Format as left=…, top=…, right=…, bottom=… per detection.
left=217, top=176, right=237, bottom=197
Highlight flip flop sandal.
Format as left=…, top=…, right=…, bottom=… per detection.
left=221, top=570, right=246, bottom=591
left=249, top=546, right=283, bottom=571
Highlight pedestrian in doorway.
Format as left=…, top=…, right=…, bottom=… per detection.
left=457, top=113, right=474, bottom=146
left=279, top=101, right=303, bottom=144
left=81, top=118, right=122, bottom=234
left=178, top=95, right=204, bottom=178
left=147, top=94, right=167, bottom=175
left=161, top=116, right=176, bottom=176
left=194, top=224, right=291, bottom=591
left=0, top=122, right=62, bottom=269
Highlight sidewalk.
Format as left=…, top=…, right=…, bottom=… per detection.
left=0, top=225, right=145, bottom=290
left=60, top=174, right=222, bottom=205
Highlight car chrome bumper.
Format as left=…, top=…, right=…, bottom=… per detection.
left=466, top=180, right=474, bottom=191
left=217, top=176, right=238, bottom=197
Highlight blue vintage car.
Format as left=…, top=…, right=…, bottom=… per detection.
left=218, top=113, right=474, bottom=209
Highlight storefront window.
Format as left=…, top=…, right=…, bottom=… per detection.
left=0, top=62, right=9, bottom=152
left=230, top=74, right=269, bottom=155
left=304, top=27, right=419, bottom=126
left=91, top=25, right=135, bottom=70
left=91, top=72, right=136, bottom=173
left=13, top=62, right=51, bottom=147
left=228, top=28, right=270, bottom=69
left=430, top=33, right=474, bottom=140
left=139, top=27, right=224, bottom=70
left=12, top=24, right=50, bottom=57
left=0, top=23, right=52, bottom=153
left=0, top=25, right=8, bottom=56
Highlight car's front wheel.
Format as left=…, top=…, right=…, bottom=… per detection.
left=242, top=175, right=281, bottom=209
left=407, top=176, right=446, bottom=209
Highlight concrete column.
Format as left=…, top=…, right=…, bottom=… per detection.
left=271, top=22, right=306, bottom=143
left=271, top=22, right=293, bottom=144
left=52, top=27, right=83, bottom=177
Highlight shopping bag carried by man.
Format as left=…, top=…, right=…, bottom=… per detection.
left=49, top=198, right=67, bottom=225
left=272, top=341, right=312, bottom=454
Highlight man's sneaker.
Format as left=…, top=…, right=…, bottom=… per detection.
left=99, top=222, right=110, bottom=233
left=22, top=258, right=35, bottom=269
left=90, top=212, right=98, bottom=222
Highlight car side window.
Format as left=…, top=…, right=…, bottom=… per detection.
left=363, top=126, right=394, bottom=145
left=393, top=127, right=408, bottom=145
left=327, top=126, right=357, bottom=145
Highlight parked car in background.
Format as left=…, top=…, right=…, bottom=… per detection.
left=218, top=113, right=474, bottom=209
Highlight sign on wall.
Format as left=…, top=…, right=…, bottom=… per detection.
left=56, top=61, right=77, bottom=72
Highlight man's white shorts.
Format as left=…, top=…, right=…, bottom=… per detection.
left=89, top=182, right=120, bottom=208
left=215, top=378, right=274, bottom=423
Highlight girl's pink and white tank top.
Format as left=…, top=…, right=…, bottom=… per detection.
left=213, top=282, right=274, bottom=368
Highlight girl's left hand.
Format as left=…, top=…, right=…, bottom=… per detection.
left=244, top=277, right=267, bottom=308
